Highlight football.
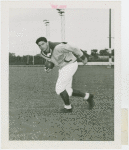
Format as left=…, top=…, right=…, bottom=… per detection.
left=45, top=61, right=55, bottom=69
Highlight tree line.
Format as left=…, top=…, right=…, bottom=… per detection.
left=9, top=53, right=46, bottom=65
left=9, top=49, right=114, bottom=65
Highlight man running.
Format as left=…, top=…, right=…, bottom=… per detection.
left=36, top=37, right=95, bottom=113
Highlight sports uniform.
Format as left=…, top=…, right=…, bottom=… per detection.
left=36, top=37, right=95, bottom=113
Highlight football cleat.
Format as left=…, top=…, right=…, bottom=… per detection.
left=59, top=107, right=73, bottom=113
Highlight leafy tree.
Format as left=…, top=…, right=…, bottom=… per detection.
left=9, top=52, right=16, bottom=65
left=91, top=49, right=98, bottom=59
left=99, top=49, right=109, bottom=56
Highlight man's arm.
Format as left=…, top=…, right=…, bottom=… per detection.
left=60, top=43, right=88, bottom=64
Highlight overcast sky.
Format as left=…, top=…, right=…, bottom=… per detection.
left=9, top=8, right=114, bottom=56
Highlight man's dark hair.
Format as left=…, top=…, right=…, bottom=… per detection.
left=36, top=37, right=47, bottom=45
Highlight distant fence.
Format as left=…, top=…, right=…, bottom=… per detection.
left=79, top=62, right=114, bottom=65
left=88, top=56, right=114, bottom=62
left=9, top=62, right=114, bottom=67
left=9, top=56, right=114, bottom=65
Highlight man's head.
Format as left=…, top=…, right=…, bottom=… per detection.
left=36, top=37, right=48, bottom=52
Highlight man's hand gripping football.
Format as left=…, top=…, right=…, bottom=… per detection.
left=44, top=61, right=54, bottom=73
left=44, top=67, right=52, bottom=73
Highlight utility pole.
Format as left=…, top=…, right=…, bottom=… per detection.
left=56, top=9, right=65, bottom=42
left=108, top=9, right=112, bottom=68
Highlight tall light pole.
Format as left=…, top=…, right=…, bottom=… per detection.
left=43, top=20, right=50, bottom=40
left=57, top=9, right=65, bottom=42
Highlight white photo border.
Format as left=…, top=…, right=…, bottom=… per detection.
left=1, top=1, right=121, bottom=149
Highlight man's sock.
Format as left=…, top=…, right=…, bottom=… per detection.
left=72, top=89, right=90, bottom=99
left=72, top=89, right=85, bottom=97
left=84, top=93, right=90, bottom=100
left=60, top=90, right=71, bottom=107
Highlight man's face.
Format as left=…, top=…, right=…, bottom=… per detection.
left=37, top=41, right=48, bottom=52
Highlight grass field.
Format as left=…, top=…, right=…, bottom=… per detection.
left=9, top=65, right=114, bottom=141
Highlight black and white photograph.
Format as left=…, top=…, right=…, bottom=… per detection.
left=1, top=1, right=122, bottom=149
left=9, top=8, right=115, bottom=141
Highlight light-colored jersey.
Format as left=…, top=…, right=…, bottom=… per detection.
left=40, top=42, right=83, bottom=69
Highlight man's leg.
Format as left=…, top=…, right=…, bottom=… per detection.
left=55, top=61, right=95, bottom=111
left=60, top=90, right=70, bottom=105
left=59, top=90, right=72, bottom=113
left=65, top=80, right=95, bottom=110
left=72, top=89, right=95, bottom=109
left=65, top=71, right=90, bottom=100
left=72, top=89, right=89, bottom=99
left=65, top=72, right=95, bottom=109
left=55, top=62, right=78, bottom=112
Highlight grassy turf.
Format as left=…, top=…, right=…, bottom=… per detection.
left=9, top=65, right=114, bottom=141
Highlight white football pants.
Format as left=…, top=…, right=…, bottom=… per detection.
left=55, top=61, right=78, bottom=96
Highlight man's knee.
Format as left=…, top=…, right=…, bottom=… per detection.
left=66, top=87, right=73, bottom=96
left=55, top=86, right=62, bottom=95
left=55, top=86, right=73, bottom=96
left=55, top=89, right=61, bottom=95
